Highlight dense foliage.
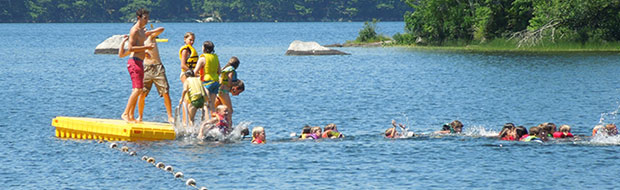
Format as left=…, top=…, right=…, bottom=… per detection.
left=355, top=19, right=391, bottom=43
left=0, top=0, right=409, bottom=22
left=399, top=0, right=620, bottom=46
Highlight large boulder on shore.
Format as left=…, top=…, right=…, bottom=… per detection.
left=285, top=40, right=350, bottom=56
left=94, top=35, right=128, bottom=54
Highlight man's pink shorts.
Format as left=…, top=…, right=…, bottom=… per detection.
left=127, top=57, right=144, bottom=89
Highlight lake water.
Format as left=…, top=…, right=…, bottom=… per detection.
left=2, top=22, right=620, bottom=189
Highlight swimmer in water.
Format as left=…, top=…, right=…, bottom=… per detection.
left=308, top=126, right=322, bottom=139
left=552, top=125, right=574, bottom=138
left=322, top=123, right=344, bottom=138
left=605, top=123, right=618, bottom=136
left=515, top=126, right=528, bottom=141
left=521, top=126, right=542, bottom=142
left=385, top=120, right=412, bottom=138
left=540, top=123, right=557, bottom=138
left=499, top=123, right=516, bottom=141
left=298, top=125, right=312, bottom=139
left=197, top=105, right=230, bottom=139
left=251, top=126, right=266, bottom=144
left=436, top=120, right=464, bottom=134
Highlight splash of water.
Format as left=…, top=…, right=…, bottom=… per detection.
left=589, top=134, right=620, bottom=145
left=463, top=125, right=498, bottom=137
left=395, top=113, right=414, bottom=138
left=598, top=103, right=620, bottom=124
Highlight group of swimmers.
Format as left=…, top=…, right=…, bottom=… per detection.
left=119, top=8, right=253, bottom=142
left=294, top=123, right=345, bottom=140
left=498, top=122, right=618, bottom=142
left=384, top=118, right=619, bottom=143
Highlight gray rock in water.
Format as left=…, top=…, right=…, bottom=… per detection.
left=285, top=40, right=349, bottom=56
left=94, top=35, right=128, bottom=54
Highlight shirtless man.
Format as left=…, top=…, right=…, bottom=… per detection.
left=121, top=8, right=154, bottom=123
left=136, top=26, right=175, bottom=123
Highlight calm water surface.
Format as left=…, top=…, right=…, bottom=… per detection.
left=1, top=22, right=620, bottom=189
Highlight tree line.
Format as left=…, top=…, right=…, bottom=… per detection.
left=0, top=0, right=410, bottom=23
left=398, top=0, right=620, bottom=46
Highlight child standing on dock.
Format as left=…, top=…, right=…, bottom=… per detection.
left=179, top=70, right=206, bottom=127
left=217, top=56, right=241, bottom=127
left=194, top=41, right=220, bottom=118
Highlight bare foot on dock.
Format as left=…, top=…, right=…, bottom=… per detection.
left=122, top=114, right=136, bottom=123
left=167, top=117, right=175, bottom=124
left=136, top=117, right=143, bottom=123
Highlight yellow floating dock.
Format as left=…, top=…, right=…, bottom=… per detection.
left=52, top=116, right=175, bottom=141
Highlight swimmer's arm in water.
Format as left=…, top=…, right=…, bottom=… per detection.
left=392, top=120, right=406, bottom=130
left=201, top=117, right=218, bottom=129
left=118, top=35, right=130, bottom=58
left=145, top=27, right=164, bottom=38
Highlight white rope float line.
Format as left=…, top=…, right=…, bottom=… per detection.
left=106, top=141, right=208, bottom=190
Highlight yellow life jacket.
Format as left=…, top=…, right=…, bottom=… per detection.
left=200, top=53, right=220, bottom=83
left=300, top=133, right=309, bottom=139
left=220, top=66, right=237, bottom=86
left=185, top=77, right=205, bottom=102
left=178, top=44, right=198, bottom=71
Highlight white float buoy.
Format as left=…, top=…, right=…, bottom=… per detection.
left=186, top=178, right=196, bottom=186
left=199, top=187, right=208, bottom=190
left=174, top=172, right=184, bottom=178
left=156, top=162, right=165, bottom=168
left=141, top=156, right=148, bottom=161
left=109, top=143, right=117, bottom=149
left=165, top=166, right=173, bottom=172
left=147, top=157, right=155, bottom=163
left=121, top=146, right=129, bottom=152
left=129, top=151, right=137, bottom=156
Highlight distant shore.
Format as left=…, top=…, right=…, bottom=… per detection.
left=345, top=38, right=620, bottom=53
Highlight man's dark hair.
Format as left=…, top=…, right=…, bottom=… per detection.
left=136, top=8, right=150, bottom=18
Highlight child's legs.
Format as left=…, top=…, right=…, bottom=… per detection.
left=187, top=105, right=197, bottom=126
left=218, top=92, right=233, bottom=125
left=203, top=81, right=220, bottom=117
left=207, top=91, right=217, bottom=115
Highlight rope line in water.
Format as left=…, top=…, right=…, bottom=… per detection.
left=102, top=140, right=208, bottom=190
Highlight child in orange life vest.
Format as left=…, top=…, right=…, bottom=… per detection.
left=197, top=105, right=231, bottom=139
left=322, top=123, right=344, bottom=138
left=552, top=125, right=574, bottom=138
left=251, top=126, right=266, bottom=144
